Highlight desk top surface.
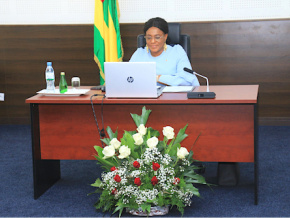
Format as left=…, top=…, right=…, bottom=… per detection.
left=26, top=85, right=259, bottom=104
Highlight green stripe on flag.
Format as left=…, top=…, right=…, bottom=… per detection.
left=94, top=25, right=105, bottom=84
left=103, top=1, right=109, bottom=27
left=109, top=2, right=123, bottom=60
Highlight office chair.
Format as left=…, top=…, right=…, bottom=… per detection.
left=137, top=23, right=191, bottom=61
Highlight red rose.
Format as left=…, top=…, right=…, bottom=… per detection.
left=110, top=166, right=117, bottom=171
left=133, top=161, right=140, bottom=168
left=152, top=162, right=160, bottom=171
left=151, top=176, right=158, bottom=186
left=114, top=174, right=121, bottom=183
left=134, top=177, right=142, bottom=186
left=111, top=188, right=117, bottom=195
left=173, top=177, right=180, bottom=185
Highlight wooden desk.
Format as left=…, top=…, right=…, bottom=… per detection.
left=26, top=85, right=259, bottom=203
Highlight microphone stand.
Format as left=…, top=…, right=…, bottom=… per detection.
left=184, top=67, right=216, bottom=99
left=193, top=71, right=210, bottom=92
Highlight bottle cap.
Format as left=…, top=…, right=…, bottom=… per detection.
left=47, top=62, right=52, bottom=66
left=61, top=72, right=65, bottom=75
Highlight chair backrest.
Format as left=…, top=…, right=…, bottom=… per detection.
left=137, top=23, right=191, bottom=61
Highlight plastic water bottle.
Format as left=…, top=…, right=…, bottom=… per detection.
left=59, top=72, right=68, bottom=93
left=45, top=62, right=55, bottom=92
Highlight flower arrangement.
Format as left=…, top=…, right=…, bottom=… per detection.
left=91, top=106, right=208, bottom=216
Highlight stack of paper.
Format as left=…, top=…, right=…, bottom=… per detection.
left=162, top=86, right=195, bottom=93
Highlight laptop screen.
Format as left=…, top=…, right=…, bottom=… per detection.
left=104, top=62, right=159, bottom=98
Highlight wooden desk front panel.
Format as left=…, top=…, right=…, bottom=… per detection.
left=39, top=103, right=254, bottom=162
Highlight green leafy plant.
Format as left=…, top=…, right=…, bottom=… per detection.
left=91, top=106, right=208, bottom=216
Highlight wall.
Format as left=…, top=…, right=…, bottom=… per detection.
left=0, top=19, right=290, bottom=125
left=1, top=0, right=289, bottom=24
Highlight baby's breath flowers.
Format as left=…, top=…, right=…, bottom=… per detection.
left=91, top=106, right=208, bottom=217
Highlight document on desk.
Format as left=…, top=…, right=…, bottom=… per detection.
left=162, top=86, right=195, bottom=92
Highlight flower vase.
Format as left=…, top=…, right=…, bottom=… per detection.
left=127, top=205, right=169, bottom=216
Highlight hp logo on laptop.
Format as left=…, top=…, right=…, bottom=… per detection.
left=127, top=76, right=134, bottom=83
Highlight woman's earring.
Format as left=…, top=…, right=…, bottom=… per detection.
left=164, top=43, right=167, bottom=51
left=146, top=44, right=149, bottom=53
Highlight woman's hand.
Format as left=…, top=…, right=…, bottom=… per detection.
left=156, top=75, right=161, bottom=81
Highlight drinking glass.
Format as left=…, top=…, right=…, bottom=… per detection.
left=71, top=77, right=80, bottom=89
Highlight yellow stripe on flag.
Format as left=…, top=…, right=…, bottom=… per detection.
left=94, top=0, right=106, bottom=39
left=105, top=12, right=118, bottom=62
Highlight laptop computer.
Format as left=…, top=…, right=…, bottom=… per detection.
left=104, top=62, right=163, bottom=98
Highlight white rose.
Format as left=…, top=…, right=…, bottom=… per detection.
left=118, top=145, right=131, bottom=159
left=137, top=124, right=147, bottom=136
left=147, top=136, right=159, bottom=149
left=133, top=133, right=144, bottom=145
left=177, top=147, right=189, bottom=159
left=102, top=145, right=115, bottom=159
left=110, top=138, right=121, bottom=149
left=163, top=126, right=175, bottom=139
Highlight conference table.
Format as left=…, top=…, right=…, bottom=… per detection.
left=26, top=85, right=259, bottom=204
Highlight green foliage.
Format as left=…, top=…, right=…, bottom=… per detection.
left=94, top=156, right=115, bottom=171
left=167, top=142, right=180, bottom=157
left=91, top=178, right=102, bottom=188
left=130, top=106, right=152, bottom=127
left=170, top=194, right=185, bottom=215
left=141, top=204, right=151, bottom=214
left=185, top=184, right=201, bottom=197
left=147, top=127, right=160, bottom=137
left=113, top=202, right=126, bottom=217
left=173, top=124, right=188, bottom=145
left=107, top=126, right=118, bottom=139
left=186, top=173, right=207, bottom=185
left=93, top=146, right=104, bottom=158
left=157, top=193, right=165, bottom=206
left=94, top=190, right=116, bottom=212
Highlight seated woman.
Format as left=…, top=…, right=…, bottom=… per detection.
left=130, top=17, right=239, bottom=184
left=129, top=17, right=200, bottom=87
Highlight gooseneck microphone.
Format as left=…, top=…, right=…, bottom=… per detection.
left=184, top=67, right=210, bottom=92
left=183, top=67, right=216, bottom=99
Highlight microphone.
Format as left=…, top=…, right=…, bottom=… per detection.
left=183, top=67, right=216, bottom=99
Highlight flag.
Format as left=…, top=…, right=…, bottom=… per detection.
left=94, top=0, right=123, bottom=85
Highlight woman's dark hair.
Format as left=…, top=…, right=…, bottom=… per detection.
left=143, top=17, right=168, bottom=35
